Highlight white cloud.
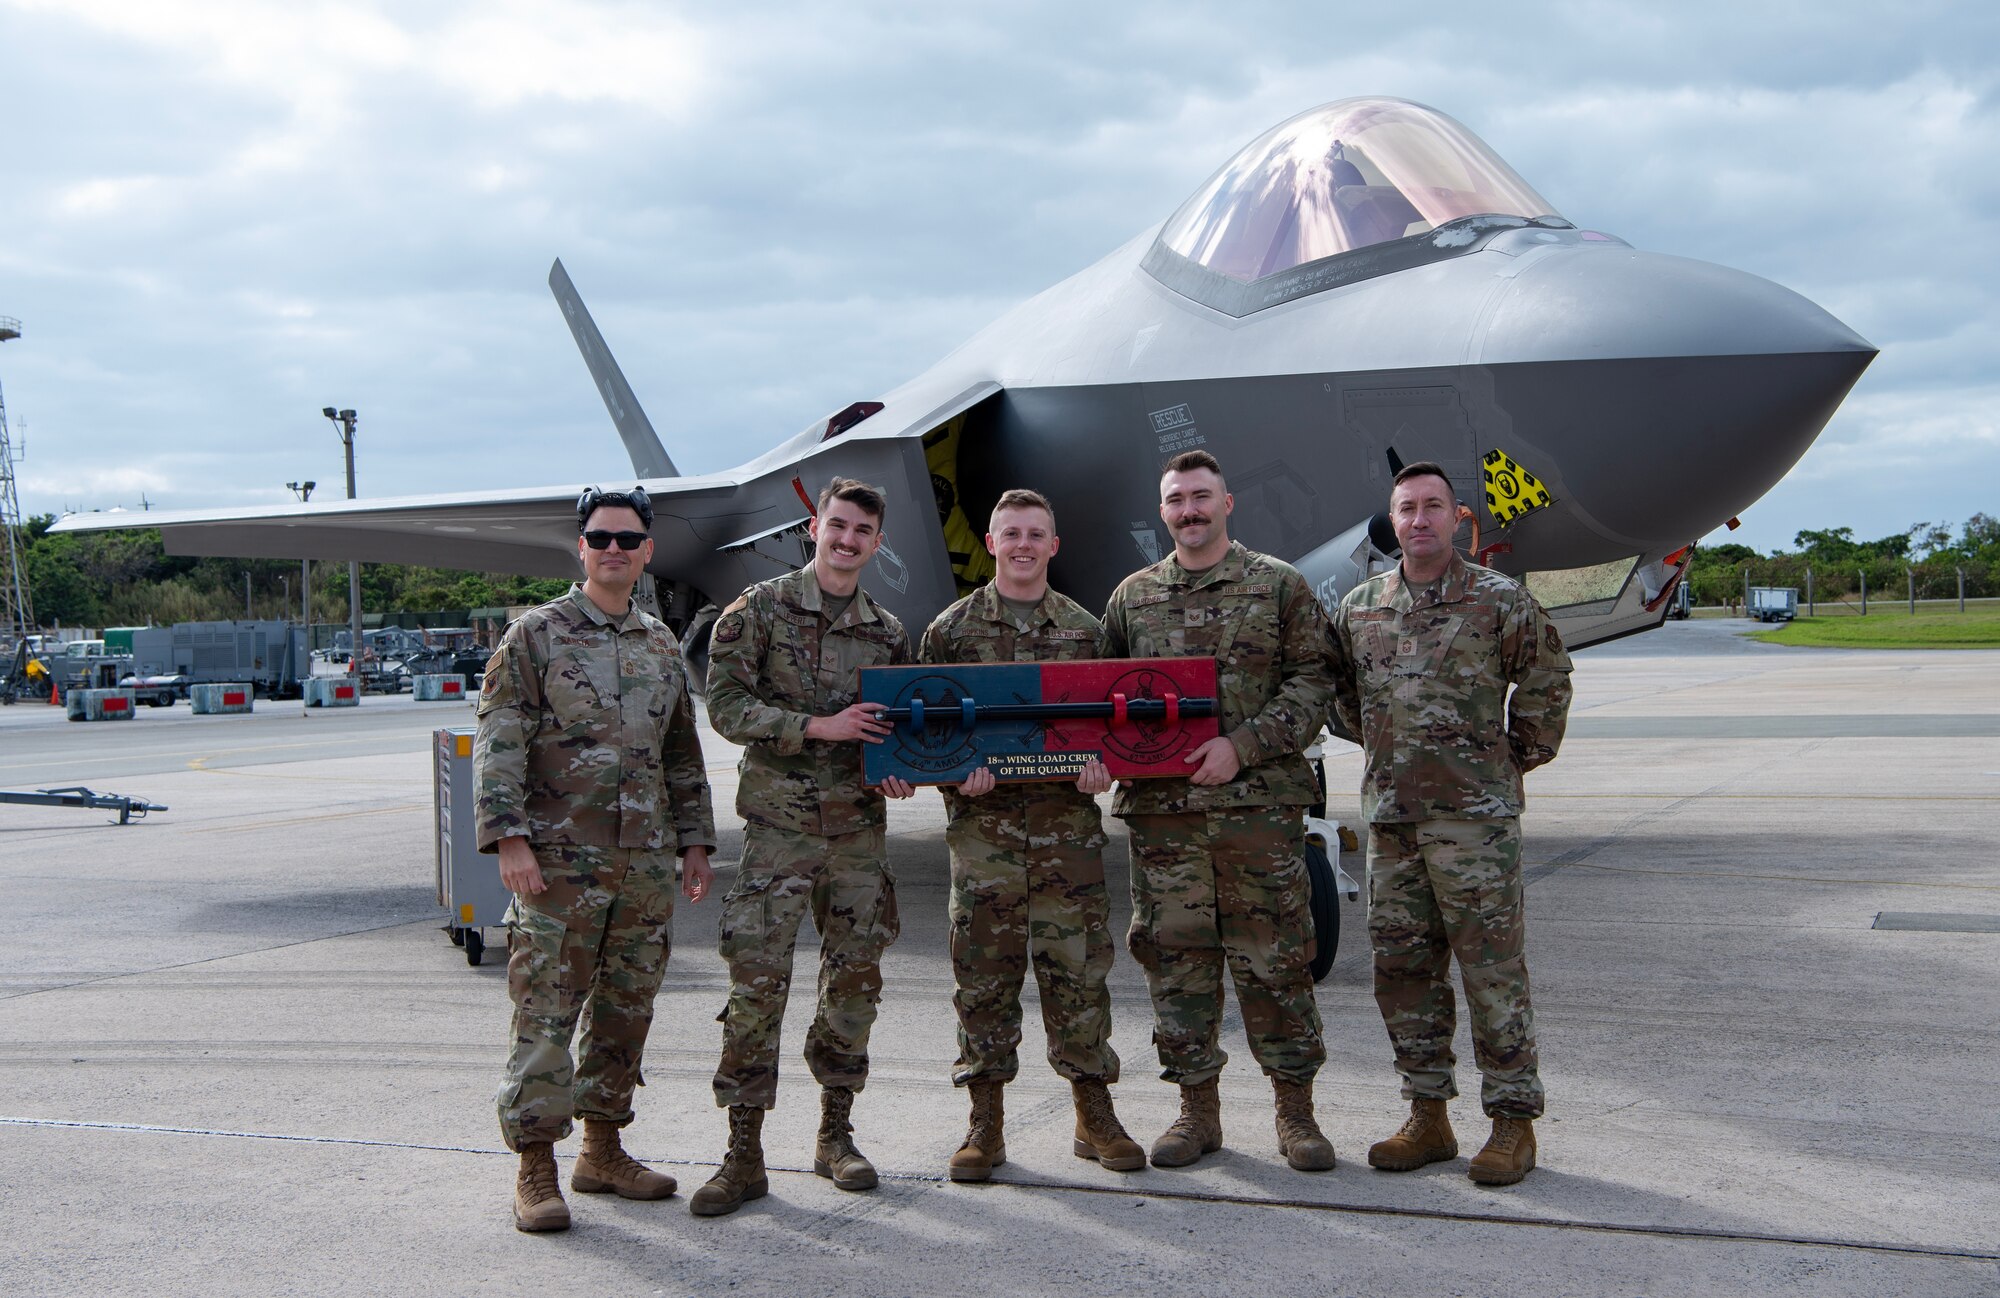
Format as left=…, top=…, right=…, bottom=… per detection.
left=430, top=1, right=709, bottom=114
left=51, top=175, right=162, bottom=218
left=1, top=0, right=1994, bottom=563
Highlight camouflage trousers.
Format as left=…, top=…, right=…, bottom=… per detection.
left=1124, top=808, right=1325, bottom=1086
left=712, top=823, right=899, bottom=1109
left=1367, top=817, right=1543, bottom=1118
left=946, top=796, right=1118, bottom=1086
left=497, top=843, right=677, bottom=1151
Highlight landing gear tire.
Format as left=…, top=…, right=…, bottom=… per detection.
left=1307, top=838, right=1340, bottom=983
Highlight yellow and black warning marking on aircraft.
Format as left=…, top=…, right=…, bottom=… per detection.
left=1482, top=447, right=1554, bottom=525
left=924, top=415, right=995, bottom=593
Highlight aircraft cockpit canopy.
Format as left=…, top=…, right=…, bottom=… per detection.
left=1145, top=97, right=1569, bottom=316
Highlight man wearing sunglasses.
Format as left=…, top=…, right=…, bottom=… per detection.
left=693, top=477, right=915, bottom=1218
left=476, top=485, right=717, bottom=1232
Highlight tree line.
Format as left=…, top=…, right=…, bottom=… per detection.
left=12, top=516, right=572, bottom=630
left=14, top=511, right=1996, bottom=632
left=1684, top=514, right=2000, bottom=609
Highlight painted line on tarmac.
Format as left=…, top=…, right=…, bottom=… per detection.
left=190, top=802, right=429, bottom=834
left=0, top=735, right=415, bottom=777
left=6, top=1116, right=1993, bottom=1263
left=1548, top=861, right=2000, bottom=893
left=978, top=1171, right=2000, bottom=1263
left=1535, top=793, right=1999, bottom=802
left=0, top=1116, right=502, bottom=1156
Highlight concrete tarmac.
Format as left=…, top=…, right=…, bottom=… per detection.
left=2, top=618, right=1996, bottom=1296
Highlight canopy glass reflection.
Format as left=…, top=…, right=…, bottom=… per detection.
left=1157, top=97, right=1562, bottom=283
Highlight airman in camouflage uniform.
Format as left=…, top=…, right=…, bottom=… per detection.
left=1328, top=461, right=1573, bottom=1186
left=693, top=478, right=915, bottom=1217
left=475, top=486, right=716, bottom=1232
left=1102, top=451, right=1337, bottom=1173
left=919, top=489, right=1145, bottom=1181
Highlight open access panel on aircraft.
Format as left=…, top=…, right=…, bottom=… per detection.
left=860, top=657, right=1218, bottom=787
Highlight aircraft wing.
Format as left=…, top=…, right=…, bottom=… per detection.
left=48, top=387, right=994, bottom=631
left=51, top=479, right=736, bottom=579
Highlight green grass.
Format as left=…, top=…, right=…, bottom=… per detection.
left=1750, top=606, right=2000, bottom=649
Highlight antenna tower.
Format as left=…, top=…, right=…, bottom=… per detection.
left=0, top=316, right=35, bottom=639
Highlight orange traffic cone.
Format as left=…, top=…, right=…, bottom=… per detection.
left=49, top=677, right=59, bottom=706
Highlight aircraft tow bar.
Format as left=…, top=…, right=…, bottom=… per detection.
left=0, top=786, right=169, bottom=824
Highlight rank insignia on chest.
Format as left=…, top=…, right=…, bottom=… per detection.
left=1183, top=608, right=1206, bottom=626
left=1398, top=638, right=1418, bottom=656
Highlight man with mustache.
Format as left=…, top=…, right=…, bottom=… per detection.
left=1101, top=450, right=1337, bottom=1172
left=476, top=485, right=717, bottom=1232
left=694, top=477, right=916, bottom=1217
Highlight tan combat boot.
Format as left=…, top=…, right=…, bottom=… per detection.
left=1272, top=1078, right=1337, bottom=1171
left=948, top=1079, right=1006, bottom=1183
left=1367, top=1097, right=1458, bottom=1171
left=1071, top=1080, right=1146, bottom=1172
left=1467, top=1114, right=1537, bottom=1186
left=1147, top=1078, right=1223, bottom=1168
left=572, top=1118, right=677, bottom=1200
left=512, top=1141, right=571, bottom=1232
left=814, top=1086, right=878, bottom=1191
left=689, top=1105, right=768, bottom=1217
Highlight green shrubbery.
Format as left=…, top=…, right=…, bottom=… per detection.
left=1686, top=514, right=1998, bottom=610
left=14, top=512, right=1996, bottom=629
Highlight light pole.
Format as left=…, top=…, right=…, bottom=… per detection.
left=321, top=408, right=363, bottom=683
left=287, top=480, right=315, bottom=698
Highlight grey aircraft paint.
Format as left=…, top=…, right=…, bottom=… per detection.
left=55, top=96, right=1875, bottom=659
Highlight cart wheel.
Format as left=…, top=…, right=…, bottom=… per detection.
left=1306, top=838, right=1340, bottom=983
left=464, top=928, right=484, bottom=967
left=447, top=925, right=465, bottom=947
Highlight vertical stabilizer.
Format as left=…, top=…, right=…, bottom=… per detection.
left=548, top=259, right=678, bottom=479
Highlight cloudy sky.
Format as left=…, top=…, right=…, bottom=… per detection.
left=2, top=0, right=1994, bottom=555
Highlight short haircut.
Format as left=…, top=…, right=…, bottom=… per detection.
left=575, top=485, right=653, bottom=533
left=817, top=477, right=888, bottom=525
left=1392, top=460, right=1456, bottom=500
left=989, top=488, right=1055, bottom=530
left=1161, top=449, right=1223, bottom=482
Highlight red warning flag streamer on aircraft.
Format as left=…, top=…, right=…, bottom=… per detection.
left=792, top=476, right=816, bottom=518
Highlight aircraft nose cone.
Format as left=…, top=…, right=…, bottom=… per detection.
left=1480, top=243, right=1874, bottom=365
left=1477, top=246, right=1875, bottom=556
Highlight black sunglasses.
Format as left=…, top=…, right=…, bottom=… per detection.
left=583, top=530, right=649, bottom=551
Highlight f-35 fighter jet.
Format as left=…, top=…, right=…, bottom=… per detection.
left=58, top=96, right=1875, bottom=659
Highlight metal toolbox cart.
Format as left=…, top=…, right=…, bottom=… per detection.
left=433, top=727, right=510, bottom=966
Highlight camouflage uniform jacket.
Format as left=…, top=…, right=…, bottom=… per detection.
left=919, top=581, right=1110, bottom=829
left=474, top=585, right=716, bottom=854
left=1101, top=541, right=1331, bottom=816
left=1330, top=551, right=1573, bottom=823
left=706, top=564, right=912, bottom=835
